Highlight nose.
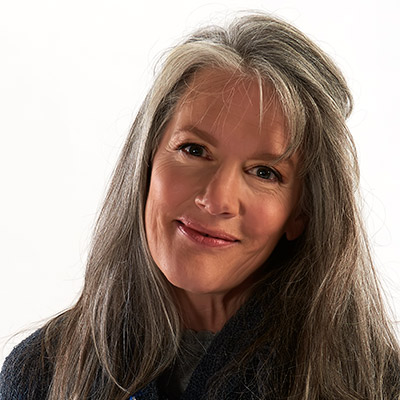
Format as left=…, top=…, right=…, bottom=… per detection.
left=194, top=165, right=242, bottom=217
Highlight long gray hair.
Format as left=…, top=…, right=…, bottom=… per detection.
left=43, top=13, right=400, bottom=399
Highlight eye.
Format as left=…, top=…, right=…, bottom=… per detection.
left=178, top=143, right=208, bottom=158
left=247, top=166, right=282, bottom=182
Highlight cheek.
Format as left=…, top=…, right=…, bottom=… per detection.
left=149, top=163, right=187, bottom=207
left=244, top=193, right=293, bottom=239
left=146, top=161, right=201, bottom=238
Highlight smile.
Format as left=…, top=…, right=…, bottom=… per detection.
left=176, top=219, right=239, bottom=248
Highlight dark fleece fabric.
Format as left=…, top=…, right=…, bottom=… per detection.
left=0, top=295, right=275, bottom=399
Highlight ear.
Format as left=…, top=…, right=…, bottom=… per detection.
left=285, top=211, right=307, bottom=241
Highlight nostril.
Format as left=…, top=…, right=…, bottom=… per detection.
left=195, top=197, right=207, bottom=209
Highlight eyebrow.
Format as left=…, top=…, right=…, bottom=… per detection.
left=176, top=124, right=295, bottom=167
left=176, top=125, right=218, bottom=146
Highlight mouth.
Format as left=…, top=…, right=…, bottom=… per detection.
left=176, top=219, right=239, bottom=247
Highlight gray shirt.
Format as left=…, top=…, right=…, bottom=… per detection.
left=158, top=330, right=215, bottom=399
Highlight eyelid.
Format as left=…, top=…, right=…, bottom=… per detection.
left=247, top=165, right=283, bottom=182
left=177, top=142, right=211, bottom=159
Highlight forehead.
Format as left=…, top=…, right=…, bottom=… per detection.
left=181, top=68, right=276, bottom=110
left=172, top=68, right=289, bottom=152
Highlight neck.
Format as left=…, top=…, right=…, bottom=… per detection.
left=173, top=285, right=251, bottom=333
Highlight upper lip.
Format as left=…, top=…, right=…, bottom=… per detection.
left=177, top=218, right=240, bottom=242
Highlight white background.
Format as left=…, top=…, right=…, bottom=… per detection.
left=1, top=0, right=399, bottom=367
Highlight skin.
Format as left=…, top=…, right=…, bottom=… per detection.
left=145, top=69, right=304, bottom=332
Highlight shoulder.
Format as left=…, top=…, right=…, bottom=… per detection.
left=0, top=328, right=52, bottom=400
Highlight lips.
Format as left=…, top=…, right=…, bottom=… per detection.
left=176, top=218, right=239, bottom=247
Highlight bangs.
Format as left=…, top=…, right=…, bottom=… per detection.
left=253, top=69, right=308, bottom=173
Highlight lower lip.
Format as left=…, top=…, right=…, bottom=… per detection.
left=176, top=222, right=238, bottom=248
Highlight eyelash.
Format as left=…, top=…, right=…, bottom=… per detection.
left=177, top=142, right=282, bottom=182
left=247, top=166, right=282, bottom=182
left=178, top=143, right=209, bottom=158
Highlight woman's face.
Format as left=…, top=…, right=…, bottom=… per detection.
left=145, top=69, right=304, bottom=296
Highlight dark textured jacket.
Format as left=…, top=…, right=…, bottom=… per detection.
left=0, top=296, right=273, bottom=399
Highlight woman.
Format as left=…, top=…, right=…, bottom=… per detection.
left=1, top=12, right=399, bottom=400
